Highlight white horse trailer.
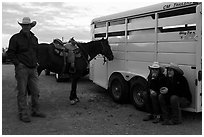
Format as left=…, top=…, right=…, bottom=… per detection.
left=90, top=2, right=202, bottom=112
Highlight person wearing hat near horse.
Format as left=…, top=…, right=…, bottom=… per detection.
left=159, top=63, right=192, bottom=125
left=143, top=62, right=166, bottom=123
left=7, top=17, right=46, bottom=123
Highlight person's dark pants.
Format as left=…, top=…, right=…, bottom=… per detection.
left=150, top=93, right=161, bottom=115
left=143, top=91, right=161, bottom=115
left=159, top=94, right=190, bottom=123
left=143, top=91, right=153, bottom=113
left=15, top=63, right=40, bottom=116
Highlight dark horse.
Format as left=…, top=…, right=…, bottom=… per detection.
left=37, top=38, right=114, bottom=104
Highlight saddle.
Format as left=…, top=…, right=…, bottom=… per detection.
left=53, top=39, right=81, bottom=73
left=54, top=43, right=66, bottom=50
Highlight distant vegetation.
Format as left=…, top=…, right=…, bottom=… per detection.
left=2, top=47, right=11, bottom=64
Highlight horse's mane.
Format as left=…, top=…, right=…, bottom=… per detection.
left=75, top=39, right=102, bottom=48
left=83, top=39, right=104, bottom=48
left=39, top=43, right=50, bottom=45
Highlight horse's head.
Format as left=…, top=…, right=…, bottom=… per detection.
left=100, top=38, right=114, bottom=61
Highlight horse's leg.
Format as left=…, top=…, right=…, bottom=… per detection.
left=69, top=76, right=80, bottom=104
left=70, top=77, right=79, bottom=99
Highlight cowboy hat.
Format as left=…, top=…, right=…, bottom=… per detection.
left=149, top=62, right=160, bottom=69
left=148, top=62, right=165, bottom=73
left=18, top=17, right=36, bottom=27
left=166, top=62, right=184, bottom=75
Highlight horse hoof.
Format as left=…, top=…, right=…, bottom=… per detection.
left=70, top=100, right=77, bottom=105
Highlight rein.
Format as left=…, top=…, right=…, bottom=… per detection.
left=76, top=43, right=90, bottom=65
left=65, top=40, right=108, bottom=70
left=77, top=40, right=104, bottom=64
left=84, top=40, right=107, bottom=65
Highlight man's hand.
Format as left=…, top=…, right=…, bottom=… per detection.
left=150, top=89, right=157, bottom=95
left=160, top=87, right=168, bottom=94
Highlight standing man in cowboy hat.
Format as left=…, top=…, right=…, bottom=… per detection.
left=159, top=63, right=192, bottom=125
left=143, top=62, right=166, bottom=123
left=7, top=17, right=46, bottom=123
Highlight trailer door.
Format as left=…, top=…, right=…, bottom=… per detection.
left=195, top=4, right=202, bottom=112
left=90, top=55, right=108, bottom=89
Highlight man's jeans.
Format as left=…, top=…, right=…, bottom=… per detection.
left=15, top=63, right=40, bottom=115
left=150, top=93, right=161, bottom=115
left=159, top=94, right=190, bottom=122
left=143, top=91, right=161, bottom=115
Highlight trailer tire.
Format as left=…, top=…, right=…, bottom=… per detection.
left=130, top=77, right=148, bottom=110
left=108, top=73, right=129, bottom=103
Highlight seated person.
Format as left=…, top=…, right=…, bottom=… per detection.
left=143, top=62, right=165, bottom=123
left=159, top=63, right=192, bottom=125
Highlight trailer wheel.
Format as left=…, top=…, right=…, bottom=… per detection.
left=108, top=74, right=128, bottom=103
left=130, top=77, right=148, bottom=110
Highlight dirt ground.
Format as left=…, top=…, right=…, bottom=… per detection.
left=2, top=65, right=202, bottom=135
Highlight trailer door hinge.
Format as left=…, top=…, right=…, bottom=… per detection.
left=198, top=70, right=202, bottom=81
left=195, top=79, right=198, bottom=86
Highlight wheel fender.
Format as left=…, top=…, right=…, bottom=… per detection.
left=129, top=76, right=148, bottom=86
left=109, top=71, right=147, bottom=82
left=108, top=72, right=129, bottom=103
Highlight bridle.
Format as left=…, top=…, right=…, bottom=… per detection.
left=80, top=39, right=108, bottom=64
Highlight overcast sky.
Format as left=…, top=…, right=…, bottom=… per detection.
left=2, top=0, right=161, bottom=48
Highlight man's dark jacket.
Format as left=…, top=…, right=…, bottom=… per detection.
left=164, top=75, right=192, bottom=103
left=147, top=73, right=166, bottom=94
left=7, top=30, right=38, bottom=68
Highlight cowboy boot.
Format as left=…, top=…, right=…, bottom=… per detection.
left=171, top=104, right=182, bottom=124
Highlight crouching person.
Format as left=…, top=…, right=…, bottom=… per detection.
left=159, top=63, right=192, bottom=125
left=143, top=62, right=165, bottom=123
